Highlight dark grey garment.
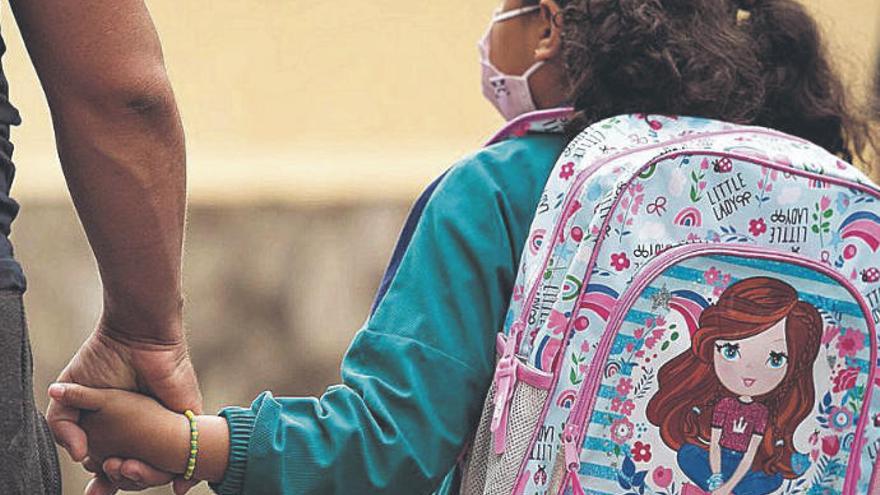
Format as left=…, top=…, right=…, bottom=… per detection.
left=0, top=25, right=27, bottom=292
left=0, top=290, right=61, bottom=494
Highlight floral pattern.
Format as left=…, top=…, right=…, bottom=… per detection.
left=812, top=196, right=835, bottom=247
left=653, top=466, right=673, bottom=488
left=610, top=417, right=635, bottom=444
left=828, top=406, right=853, bottom=432
left=560, top=161, right=575, bottom=180
left=835, top=327, right=865, bottom=358
left=749, top=217, right=768, bottom=237
left=631, top=441, right=652, bottom=462
left=703, top=266, right=733, bottom=298
left=611, top=252, right=632, bottom=272
left=616, top=377, right=634, bottom=396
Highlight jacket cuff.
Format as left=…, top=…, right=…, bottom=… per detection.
left=209, top=406, right=257, bottom=495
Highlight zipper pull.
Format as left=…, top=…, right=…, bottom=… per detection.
left=568, top=473, right=586, bottom=495
left=562, top=424, right=580, bottom=471
left=490, top=336, right=518, bottom=454
left=509, top=321, right=525, bottom=351
left=563, top=424, right=585, bottom=495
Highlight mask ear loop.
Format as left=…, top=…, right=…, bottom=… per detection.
left=492, top=5, right=542, bottom=23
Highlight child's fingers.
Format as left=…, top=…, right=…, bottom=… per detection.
left=48, top=383, right=105, bottom=411
left=82, top=456, right=101, bottom=474
left=102, top=458, right=153, bottom=490
left=85, top=471, right=150, bottom=495
left=101, top=458, right=124, bottom=484
left=118, top=458, right=176, bottom=486
left=45, top=398, right=88, bottom=462
left=84, top=474, right=118, bottom=495
left=172, top=477, right=200, bottom=495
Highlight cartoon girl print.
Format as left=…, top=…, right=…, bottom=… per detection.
left=646, top=277, right=822, bottom=495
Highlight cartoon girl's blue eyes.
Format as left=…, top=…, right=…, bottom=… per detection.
left=767, top=351, right=788, bottom=369
left=715, top=343, right=741, bottom=361
left=715, top=343, right=788, bottom=368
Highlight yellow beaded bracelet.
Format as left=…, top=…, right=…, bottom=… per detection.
left=183, top=410, right=199, bottom=481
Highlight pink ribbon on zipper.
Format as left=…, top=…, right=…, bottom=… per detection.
left=569, top=475, right=586, bottom=495
left=490, top=335, right=518, bottom=455
left=563, top=423, right=586, bottom=495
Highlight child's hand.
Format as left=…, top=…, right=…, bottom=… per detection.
left=48, top=383, right=230, bottom=484
left=48, top=383, right=191, bottom=475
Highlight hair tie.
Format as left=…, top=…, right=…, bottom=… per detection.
left=735, top=0, right=758, bottom=23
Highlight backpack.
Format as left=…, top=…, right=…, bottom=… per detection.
left=460, top=113, right=880, bottom=495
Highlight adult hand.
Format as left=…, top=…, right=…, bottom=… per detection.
left=47, top=314, right=202, bottom=494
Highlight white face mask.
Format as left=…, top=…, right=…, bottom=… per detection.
left=478, top=5, right=544, bottom=121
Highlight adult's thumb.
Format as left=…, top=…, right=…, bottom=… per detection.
left=151, top=364, right=204, bottom=415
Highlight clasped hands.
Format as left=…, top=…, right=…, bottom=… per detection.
left=46, top=316, right=203, bottom=495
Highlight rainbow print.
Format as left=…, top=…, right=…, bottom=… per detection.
left=578, top=284, right=620, bottom=321
left=668, top=289, right=710, bottom=336
left=673, top=207, right=703, bottom=227
left=840, top=211, right=880, bottom=252
left=534, top=335, right=562, bottom=371
left=528, top=229, right=546, bottom=255
left=556, top=389, right=577, bottom=409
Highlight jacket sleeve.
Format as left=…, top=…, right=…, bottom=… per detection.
left=209, top=135, right=562, bottom=495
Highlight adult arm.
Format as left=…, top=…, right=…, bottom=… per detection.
left=9, top=1, right=199, bottom=492
left=9, top=0, right=186, bottom=341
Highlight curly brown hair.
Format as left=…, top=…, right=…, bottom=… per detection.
left=554, top=0, right=875, bottom=165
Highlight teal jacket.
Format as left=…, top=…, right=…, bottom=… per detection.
left=211, top=132, right=566, bottom=494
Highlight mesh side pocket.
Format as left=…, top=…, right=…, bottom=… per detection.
left=459, top=382, right=496, bottom=494
left=481, top=380, right=548, bottom=494
left=459, top=365, right=551, bottom=495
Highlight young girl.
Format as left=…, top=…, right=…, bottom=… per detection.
left=646, top=277, right=822, bottom=495
left=50, top=0, right=876, bottom=493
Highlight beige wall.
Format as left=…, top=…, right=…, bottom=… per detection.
left=1, top=1, right=878, bottom=205
left=1, top=1, right=502, bottom=204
